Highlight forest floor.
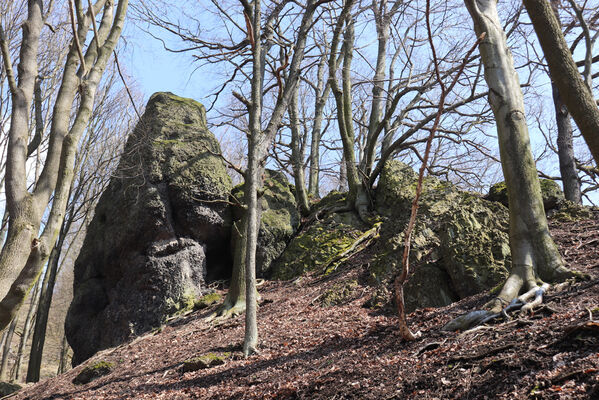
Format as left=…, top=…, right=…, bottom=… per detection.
left=11, top=213, right=599, bottom=400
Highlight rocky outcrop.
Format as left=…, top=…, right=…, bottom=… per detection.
left=373, top=161, right=511, bottom=311
left=271, top=161, right=512, bottom=313
left=66, top=93, right=232, bottom=365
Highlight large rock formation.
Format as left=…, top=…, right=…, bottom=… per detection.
left=66, top=93, right=232, bottom=365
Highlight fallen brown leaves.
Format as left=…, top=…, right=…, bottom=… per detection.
left=12, top=212, right=599, bottom=399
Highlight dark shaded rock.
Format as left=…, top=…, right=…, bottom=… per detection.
left=0, top=381, right=21, bottom=396
left=232, top=170, right=300, bottom=277
left=486, top=179, right=565, bottom=211
left=66, top=93, right=232, bottom=366
left=73, top=361, right=114, bottom=385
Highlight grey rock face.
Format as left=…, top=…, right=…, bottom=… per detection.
left=66, top=93, right=232, bottom=365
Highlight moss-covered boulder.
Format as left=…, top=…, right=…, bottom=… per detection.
left=270, top=194, right=369, bottom=280
left=231, top=170, right=300, bottom=277
left=487, top=179, right=565, bottom=211
left=182, top=353, right=229, bottom=372
left=73, top=361, right=114, bottom=385
left=372, top=160, right=511, bottom=311
left=66, top=93, right=232, bottom=366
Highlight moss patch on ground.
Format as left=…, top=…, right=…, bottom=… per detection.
left=182, top=353, right=230, bottom=372
left=73, top=361, right=114, bottom=385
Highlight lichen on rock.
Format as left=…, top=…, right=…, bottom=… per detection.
left=371, top=160, right=511, bottom=311
left=487, top=178, right=565, bottom=211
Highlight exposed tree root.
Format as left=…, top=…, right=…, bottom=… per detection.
left=205, top=281, right=264, bottom=323
left=442, top=283, right=550, bottom=332
left=205, top=297, right=246, bottom=323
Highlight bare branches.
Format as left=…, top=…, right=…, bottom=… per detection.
left=68, top=0, right=87, bottom=74
left=0, top=24, right=17, bottom=94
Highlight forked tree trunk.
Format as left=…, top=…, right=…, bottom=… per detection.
left=289, top=87, right=311, bottom=216
left=464, top=0, right=573, bottom=312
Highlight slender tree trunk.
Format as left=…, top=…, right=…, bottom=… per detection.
left=553, top=85, right=582, bottom=203
left=57, top=332, right=70, bottom=375
left=549, top=0, right=581, bottom=204
left=308, top=45, right=331, bottom=199
left=523, top=0, right=599, bottom=165
left=207, top=216, right=247, bottom=320
left=26, top=241, right=62, bottom=383
left=12, top=281, right=40, bottom=382
left=289, top=87, right=311, bottom=216
left=464, top=0, right=573, bottom=313
left=0, top=318, right=17, bottom=380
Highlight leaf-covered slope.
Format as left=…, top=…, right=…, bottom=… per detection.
left=14, top=212, right=599, bottom=399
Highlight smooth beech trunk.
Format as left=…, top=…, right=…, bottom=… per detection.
left=464, top=0, right=572, bottom=312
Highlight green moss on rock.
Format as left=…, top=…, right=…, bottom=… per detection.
left=372, top=160, right=511, bottom=310
left=270, top=211, right=367, bottom=280
left=231, top=170, right=300, bottom=277
left=194, top=292, right=222, bottom=309
left=487, top=179, right=564, bottom=211
left=73, top=361, right=114, bottom=385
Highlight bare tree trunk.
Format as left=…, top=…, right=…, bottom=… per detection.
left=464, top=0, right=573, bottom=313
left=26, top=241, right=61, bottom=383
left=207, top=216, right=247, bottom=320
left=549, top=0, right=581, bottom=204
left=12, top=281, right=41, bottom=382
left=523, top=0, right=599, bottom=165
left=57, top=333, right=70, bottom=375
left=328, top=3, right=369, bottom=216
left=289, top=87, right=311, bottom=216
left=0, top=318, right=17, bottom=380
left=553, top=85, right=582, bottom=203
left=308, top=42, right=331, bottom=199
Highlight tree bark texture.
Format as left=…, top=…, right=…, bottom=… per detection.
left=464, top=0, right=571, bottom=312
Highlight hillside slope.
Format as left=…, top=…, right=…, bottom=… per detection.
left=13, top=214, right=599, bottom=399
